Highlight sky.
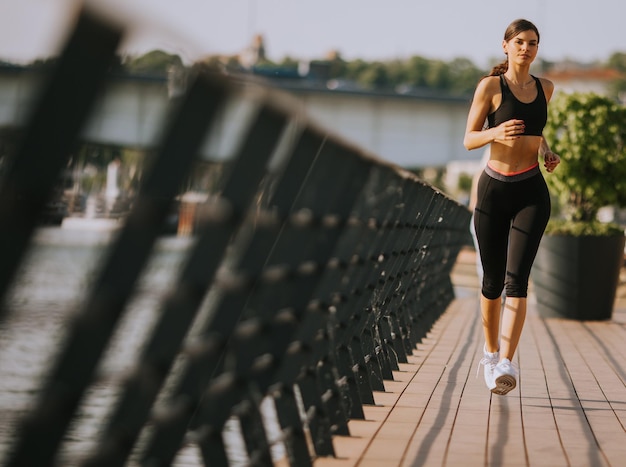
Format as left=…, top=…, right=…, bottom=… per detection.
left=1, top=0, right=625, bottom=69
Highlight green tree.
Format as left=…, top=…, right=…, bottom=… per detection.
left=325, top=50, right=348, bottom=79
left=606, top=52, right=626, bottom=101
left=124, top=50, right=183, bottom=76
left=607, top=52, right=626, bottom=71
left=344, top=59, right=370, bottom=83
left=543, top=92, right=626, bottom=224
left=447, top=58, right=484, bottom=95
left=198, top=55, right=235, bottom=71
left=357, top=61, right=390, bottom=89
left=457, top=172, right=473, bottom=193
left=425, top=60, right=451, bottom=89
left=278, top=56, right=299, bottom=70
left=385, top=59, right=409, bottom=87
left=404, top=55, right=430, bottom=88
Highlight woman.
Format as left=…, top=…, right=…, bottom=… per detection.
left=463, top=18, right=560, bottom=395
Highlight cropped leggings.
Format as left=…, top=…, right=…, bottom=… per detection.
left=473, top=163, right=551, bottom=299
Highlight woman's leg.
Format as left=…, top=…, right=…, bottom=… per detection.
left=499, top=297, right=526, bottom=360
left=481, top=294, right=501, bottom=353
left=500, top=176, right=551, bottom=361
left=474, top=173, right=509, bottom=353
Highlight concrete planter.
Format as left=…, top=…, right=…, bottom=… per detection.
left=531, top=234, right=625, bottom=320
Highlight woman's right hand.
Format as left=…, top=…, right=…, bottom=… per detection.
left=493, top=119, right=525, bottom=142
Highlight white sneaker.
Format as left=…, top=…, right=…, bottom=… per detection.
left=492, top=358, right=518, bottom=395
left=477, top=345, right=499, bottom=390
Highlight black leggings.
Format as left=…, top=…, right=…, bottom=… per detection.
left=473, top=164, right=551, bottom=299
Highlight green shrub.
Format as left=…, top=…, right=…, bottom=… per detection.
left=543, top=92, right=626, bottom=227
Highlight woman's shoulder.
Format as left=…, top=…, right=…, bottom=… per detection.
left=535, top=76, right=554, bottom=89
left=535, top=76, right=555, bottom=98
left=480, top=75, right=501, bottom=86
left=475, top=75, right=501, bottom=94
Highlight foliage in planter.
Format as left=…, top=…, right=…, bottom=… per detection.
left=545, top=219, right=624, bottom=237
left=542, top=92, right=626, bottom=232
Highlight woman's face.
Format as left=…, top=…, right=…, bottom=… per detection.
left=502, top=30, right=539, bottom=65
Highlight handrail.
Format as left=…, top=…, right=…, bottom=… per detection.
left=0, top=9, right=471, bottom=467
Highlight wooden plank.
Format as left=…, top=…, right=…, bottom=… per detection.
left=313, top=248, right=626, bottom=467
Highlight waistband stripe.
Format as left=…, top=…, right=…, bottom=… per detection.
left=484, top=162, right=540, bottom=182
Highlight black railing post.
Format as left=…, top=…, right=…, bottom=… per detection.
left=0, top=10, right=472, bottom=466
left=6, top=68, right=230, bottom=467
left=0, top=10, right=122, bottom=324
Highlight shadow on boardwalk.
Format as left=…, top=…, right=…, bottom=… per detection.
left=316, top=246, right=626, bottom=467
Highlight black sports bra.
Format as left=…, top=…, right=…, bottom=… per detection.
left=487, top=75, right=547, bottom=136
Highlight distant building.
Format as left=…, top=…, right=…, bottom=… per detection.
left=240, top=34, right=267, bottom=69
left=543, top=67, right=624, bottom=100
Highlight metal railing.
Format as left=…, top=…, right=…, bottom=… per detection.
left=0, top=9, right=471, bottom=467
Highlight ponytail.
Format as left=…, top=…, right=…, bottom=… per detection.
left=478, top=58, right=508, bottom=82
left=489, top=59, right=508, bottom=76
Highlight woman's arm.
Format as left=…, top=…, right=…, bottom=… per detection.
left=539, top=79, right=559, bottom=172
left=463, top=77, right=525, bottom=150
left=463, top=79, right=496, bottom=150
left=540, top=77, right=555, bottom=102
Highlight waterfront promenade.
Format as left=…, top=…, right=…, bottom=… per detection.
left=315, top=247, right=626, bottom=467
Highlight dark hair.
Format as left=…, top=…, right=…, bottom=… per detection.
left=488, top=19, right=540, bottom=76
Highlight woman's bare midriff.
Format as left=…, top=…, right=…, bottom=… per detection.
left=489, top=135, right=542, bottom=174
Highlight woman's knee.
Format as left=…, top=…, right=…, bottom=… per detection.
left=482, top=278, right=504, bottom=300
left=505, top=280, right=528, bottom=298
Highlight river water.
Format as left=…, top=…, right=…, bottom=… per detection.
left=0, top=226, right=283, bottom=466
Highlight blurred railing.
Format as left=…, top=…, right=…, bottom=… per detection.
left=0, top=9, right=471, bottom=467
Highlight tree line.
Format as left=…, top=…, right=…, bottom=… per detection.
left=201, top=50, right=626, bottom=100
left=17, top=48, right=626, bottom=100
left=258, top=54, right=485, bottom=96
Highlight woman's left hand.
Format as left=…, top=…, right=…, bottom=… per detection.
left=543, top=151, right=560, bottom=173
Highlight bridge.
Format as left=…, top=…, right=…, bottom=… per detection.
left=0, top=59, right=472, bottom=170
left=1, top=8, right=625, bottom=467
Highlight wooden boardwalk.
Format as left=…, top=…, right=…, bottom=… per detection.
left=315, top=247, right=626, bottom=467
